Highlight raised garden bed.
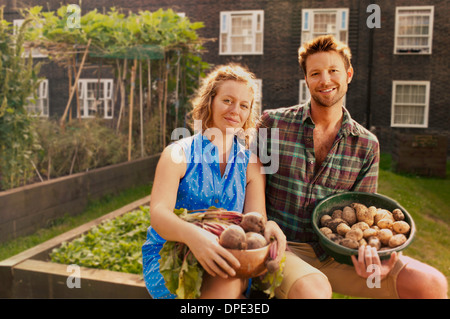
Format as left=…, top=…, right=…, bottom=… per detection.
left=0, top=196, right=152, bottom=298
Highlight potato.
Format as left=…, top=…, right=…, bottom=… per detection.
left=326, top=233, right=343, bottom=244
left=320, top=227, right=333, bottom=236
left=377, top=218, right=393, bottom=229
left=378, top=228, right=393, bottom=246
left=345, top=228, right=363, bottom=241
left=392, top=209, right=405, bottom=221
left=352, top=203, right=374, bottom=226
left=368, top=206, right=377, bottom=218
left=325, top=218, right=348, bottom=233
left=363, top=228, right=378, bottom=239
left=367, top=236, right=381, bottom=250
left=336, top=223, right=351, bottom=236
left=331, top=209, right=343, bottom=219
left=389, top=234, right=407, bottom=248
left=320, top=214, right=332, bottom=227
left=351, top=221, right=370, bottom=232
left=340, top=238, right=359, bottom=249
left=359, top=238, right=367, bottom=247
left=342, top=206, right=357, bottom=225
left=392, top=221, right=410, bottom=234
left=374, top=209, right=394, bottom=224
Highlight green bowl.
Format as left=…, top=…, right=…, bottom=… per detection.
left=312, top=192, right=416, bottom=265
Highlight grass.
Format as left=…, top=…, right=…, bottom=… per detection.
left=1, top=154, right=448, bottom=298
left=333, top=154, right=450, bottom=298
left=377, top=154, right=450, bottom=282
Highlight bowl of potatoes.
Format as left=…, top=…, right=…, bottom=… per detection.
left=312, top=192, right=416, bottom=265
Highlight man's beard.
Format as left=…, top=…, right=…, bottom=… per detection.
left=311, top=85, right=347, bottom=108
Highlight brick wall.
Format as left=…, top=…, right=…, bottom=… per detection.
left=2, top=0, right=449, bottom=154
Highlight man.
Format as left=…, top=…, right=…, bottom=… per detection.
left=258, top=35, right=447, bottom=299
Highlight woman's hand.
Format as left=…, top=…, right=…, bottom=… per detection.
left=263, top=220, right=287, bottom=263
left=185, top=225, right=241, bottom=279
left=351, top=245, right=398, bottom=280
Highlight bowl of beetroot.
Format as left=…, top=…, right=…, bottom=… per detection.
left=218, top=212, right=277, bottom=278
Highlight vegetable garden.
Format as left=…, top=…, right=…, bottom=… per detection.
left=0, top=4, right=209, bottom=191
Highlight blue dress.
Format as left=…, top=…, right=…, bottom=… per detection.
left=142, top=133, right=251, bottom=299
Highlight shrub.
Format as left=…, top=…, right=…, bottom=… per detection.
left=33, top=118, right=128, bottom=179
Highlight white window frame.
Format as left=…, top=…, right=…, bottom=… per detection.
left=220, top=10, right=264, bottom=55
left=394, top=6, right=434, bottom=55
left=26, top=79, right=49, bottom=117
left=391, top=81, right=430, bottom=128
left=299, top=80, right=311, bottom=105
left=301, top=8, right=349, bottom=45
left=13, top=19, right=47, bottom=58
left=78, top=79, right=114, bottom=119
left=253, top=79, right=263, bottom=115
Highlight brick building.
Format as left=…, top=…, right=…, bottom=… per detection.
left=1, top=0, right=449, bottom=154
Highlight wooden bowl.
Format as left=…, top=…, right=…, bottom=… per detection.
left=227, top=244, right=270, bottom=278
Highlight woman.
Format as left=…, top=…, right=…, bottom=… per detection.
left=142, top=63, right=286, bottom=299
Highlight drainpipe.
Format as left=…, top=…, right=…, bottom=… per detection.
left=366, top=24, right=374, bottom=129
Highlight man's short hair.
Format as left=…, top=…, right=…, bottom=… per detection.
left=298, top=35, right=352, bottom=74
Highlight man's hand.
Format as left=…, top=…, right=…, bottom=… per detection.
left=351, top=245, right=398, bottom=280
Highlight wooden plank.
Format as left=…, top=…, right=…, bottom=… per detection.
left=0, top=195, right=88, bottom=242
left=12, top=259, right=149, bottom=298
left=0, top=195, right=150, bottom=298
left=0, top=154, right=159, bottom=244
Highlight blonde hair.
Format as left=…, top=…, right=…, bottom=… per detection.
left=190, top=63, right=259, bottom=133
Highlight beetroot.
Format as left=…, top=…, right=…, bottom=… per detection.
left=265, top=239, right=280, bottom=273
left=265, top=259, right=280, bottom=273
left=219, top=225, right=247, bottom=250
left=245, top=232, right=268, bottom=250
left=240, top=212, right=265, bottom=234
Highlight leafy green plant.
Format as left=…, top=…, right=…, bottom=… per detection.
left=50, top=206, right=150, bottom=275
left=0, top=9, right=42, bottom=190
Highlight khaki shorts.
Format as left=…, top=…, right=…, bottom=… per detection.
left=275, top=242, right=408, bottom=299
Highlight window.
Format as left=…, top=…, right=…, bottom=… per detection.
left=299, top=80, right=310, bottom=105
left=220, top=10, right=264, bottom=55
left=78, top=79, right=114, bottom=119
left=301, top=9, right=349, bottom=44
left=253, top=79, right=263, bottom=115
left=13, top=19, right=47, bottom=58
left=391, top=81, right=430, bottom=128
left=25, top=79, right=49, bottom=117
left=394, top=6, right=434, bottom=54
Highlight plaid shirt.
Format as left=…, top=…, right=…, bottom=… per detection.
left=258, top=102, right=380, bottom=260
